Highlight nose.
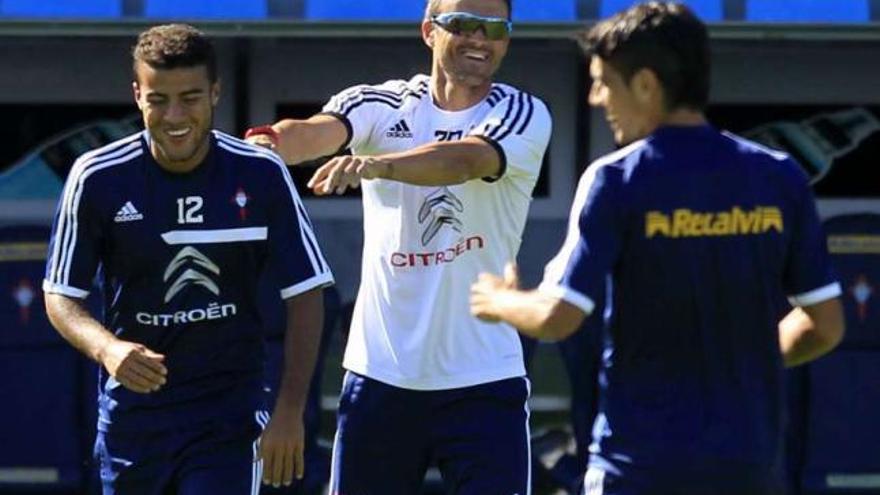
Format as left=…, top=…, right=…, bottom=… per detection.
left=164, top=101, right=187, bottom=122
left=588, top=81, right=604, bottom=107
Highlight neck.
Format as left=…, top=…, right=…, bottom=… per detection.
left=151, top=138, right=210, bottom=174
left=660, top=108, right=707, bottom=127
left=431, top=66, right=492, bottom=111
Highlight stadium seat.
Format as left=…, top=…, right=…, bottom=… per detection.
left=801, top=350, right=880, bottom=493
left=513, top=0, right=577, bottom=21
left=823, top=213, right=880, bottom=349
left=144, top=0, right=268, bottom=19
left=0, top=0, right=121, bottom=18
left=306, top=0, right=576, bottom=21
left=600, top=0, right=722, bottom=21
left=304, top=0, right=424, bottom=21
left=745, top=0, right=869, bottom=22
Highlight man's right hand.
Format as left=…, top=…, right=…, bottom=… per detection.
left=246, top=134, right=277, bottom=150
left=99, top=340, right=167, bottom=393
left=244, top=125, right=279, bottom=151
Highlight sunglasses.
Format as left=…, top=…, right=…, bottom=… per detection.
left=430, top=12, right=513, bottom=41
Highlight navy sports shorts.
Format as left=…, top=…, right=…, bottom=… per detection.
left=95, top=410, right=268, bottom=495
left=581, top=464, right=785, bottom=495
left=330, top=371, right=531, bottom=495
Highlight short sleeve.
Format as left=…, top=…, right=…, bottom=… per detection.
left=783, top=161, right=842, bottom=306
left=265, top=154, right=335, bottom=299
left=321, top=79, right=428, bottom=154
left=43, top=158, right=103, bottom=298
left=469, top=91, right=552, bottom=182
left=538, top=163, right=623, bottom=315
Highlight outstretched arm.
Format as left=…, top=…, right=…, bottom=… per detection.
left=470, top=263, right=588, bottom=341
left=307, top=137, right=502, bottom=195
left=246, top=114, right=349, bottom=166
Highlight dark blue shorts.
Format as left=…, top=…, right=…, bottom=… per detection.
left=95, top=410, right=268, bottom=495
left=330, top=372, right=531, bottom=495
left=582, top=465, right=784, bottom=495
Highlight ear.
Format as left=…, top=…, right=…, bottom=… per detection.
left=631, top=68, right=662, bottom=105
left=211, top=80, right=221, bottom=106
left=421, top=18, right=435, bottom=49
left=132, top=81, right=143, bottom=110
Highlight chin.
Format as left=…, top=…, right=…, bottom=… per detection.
left=455, top=71, right=492, bottom=88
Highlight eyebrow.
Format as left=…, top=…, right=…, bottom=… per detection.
left=146, top=88, right=206, bottom=98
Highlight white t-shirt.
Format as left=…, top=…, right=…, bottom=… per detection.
left=323, top=74, right=552, bottom=390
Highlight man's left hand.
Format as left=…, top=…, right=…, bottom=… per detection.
left=307, top=155, right=389, bottom=195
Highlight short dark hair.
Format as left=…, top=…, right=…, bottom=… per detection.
left=425, top=0, right=512, bottom=20
left=132, top=24, right=217, bottom=83
left=579, top=2, right=709, bottom=111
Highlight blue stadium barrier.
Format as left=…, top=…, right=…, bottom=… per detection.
left=798, top=213, right=880, bottom=493
left=801, top=350, right=880, bottom=493
left=746, top=0, right=869, bottom=22
left=0, top=225, right=101, bottom=491
left=144, top=0, right=268, bottom=19
left=0, top=348, right=87, bottom=491
left=600, top=0, right=722, bottom=21
left=823, top=213, right=880, bottom=349
left=304, top=0, right=425, bottom=21
left=0, top=225, right=60, bottom=348
left=0, top=0, right=121, bottom=18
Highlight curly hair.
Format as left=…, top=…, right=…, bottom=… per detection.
left=132, top=24, right=217, bottom=82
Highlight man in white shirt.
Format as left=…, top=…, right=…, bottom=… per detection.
left=246, top=0, right=551, bottom=492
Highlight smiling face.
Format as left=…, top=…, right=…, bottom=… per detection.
left=133, top=61, right=219, bottom=172
left=589, top=56, right=665, bottom=146
left=423, top=0, right=510, bottom=89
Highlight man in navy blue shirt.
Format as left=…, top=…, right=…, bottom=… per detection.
left=43, top=24, right=333, bottom=494
left=471, top=3, right=845, bottom=494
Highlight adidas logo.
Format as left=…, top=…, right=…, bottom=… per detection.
left=114, top=201, right=144, bottom=223
left=386, top=119, right=413, bottom=138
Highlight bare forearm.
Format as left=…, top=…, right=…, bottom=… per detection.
left=273, top=115, right=347, bottom=166
left=779, top=304, right=844, bottom=367
left=275, top=289, right=324, bottom=413
left=483, top=290, right=582, bottom=341
left=44, top=293, right=118, bottom=363
left=376, top=138, right=500, bottom=186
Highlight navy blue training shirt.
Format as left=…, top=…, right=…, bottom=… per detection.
left=43, top=130, right=334, bottom=432
left=540, top=125, right=840, bottom=478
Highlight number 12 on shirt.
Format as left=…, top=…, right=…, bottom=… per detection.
left=177, top=196, right=204, bottom=224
